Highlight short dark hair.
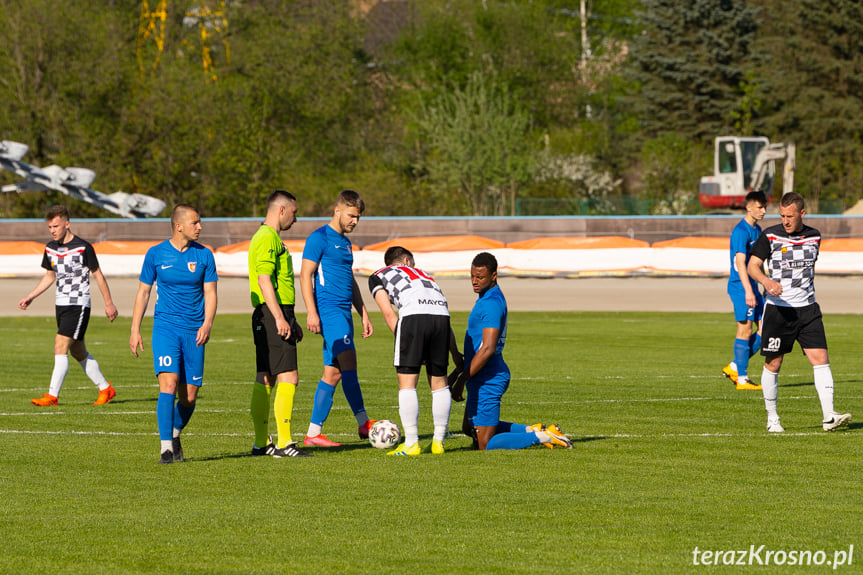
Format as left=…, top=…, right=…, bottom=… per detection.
left=384, top=246, right=413, bottom=266
left=780, top=192, right=805, bottom=212
left=267, top=190, right=296, bottom=209
left=45, top=205, right=69, bottom=221
left=745, top=190, right=767, bottom=206
left=171, top=203, right=199, bottom=226
left=472, top=252, right=498, bottom=274
left=337, top=189, right=365, bottom=214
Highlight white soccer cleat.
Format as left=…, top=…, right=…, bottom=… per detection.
left=766, top=417, right=784, bottom=433
left=822, top=412, right=852, bottom=432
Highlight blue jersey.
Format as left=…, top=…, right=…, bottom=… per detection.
left=139, top=240, right=218, bottom=332
left=728, top=218, right=761, bottom=288
left=464, top=285, right=509, bottom=381
left=303, top=225, right=354, bottom=312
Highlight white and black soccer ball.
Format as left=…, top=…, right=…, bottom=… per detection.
left=368, top=419, right=401, bottom=449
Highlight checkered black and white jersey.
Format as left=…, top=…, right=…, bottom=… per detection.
left=751, top=223, right=820, bottom=308
left=368, top=265, right=450, bottom=317
left=41, top=236, right=100, bottom=307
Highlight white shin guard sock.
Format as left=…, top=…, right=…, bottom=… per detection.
left=761, top=366, right=779, bottom=419
left=398, top=388, right=420, bottom=446
left=49, top=354, right=70, bottom=397
left=79, top=353, right=110, bottom=389
left=431, top=387, right=452, bottom=441
left=813, top=364, right=834, bottom=419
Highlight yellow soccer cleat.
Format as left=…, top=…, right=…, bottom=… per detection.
left=526, top=423, right=553, bottom=448
left=430, top=439, right=445, bottom=455
left=722, top=363, right=739, bottom=384
left=544, top=424, right=573, bottom=449
left=388, top=442, right=421, bottom=456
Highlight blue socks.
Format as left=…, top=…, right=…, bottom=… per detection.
left=157, top=392, right=175, bottom=441
left=341, top=370, right=366, bottom=415
left=750, top=332, right=761, bottom=357
left=310, top=380, right=336, bottom=426
left=496, top=421, right=526, bottom=434
left=487, top=431, right=542, bottom=450
left=733, top=338, right=750, bottom=377
left=174, top=400, right=196, bottom=433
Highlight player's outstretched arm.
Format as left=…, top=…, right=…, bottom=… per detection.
left=91, top=268, right=118, bottom=321
left=196, top=281, right=217, bottom=346
left=18, top=270, right=55, bottom=310
left=129, top=281, right=152, bottom=357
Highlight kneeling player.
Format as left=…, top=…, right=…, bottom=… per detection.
left=449, top=252, right=573, bottom=450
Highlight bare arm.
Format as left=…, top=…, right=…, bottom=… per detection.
left=196, top=281, right=218, bottom=346
left=373, top=289, right=398, bottom=334
left=747, top=255, right=782, bottom=297
left=91, top=268, right=118, bottom=321
left=451, top=327, right=498, bottom=402
left=129, top=281, right=153, bottom=357
left=258, top=274, right=290, bottom=339
left=18, top=270, right=56, bottom=310
left=734, top=252, right=757, bottom=308
left=300, top=259, right=320, bottom=334
left=352, top=277, right=373, bottom=338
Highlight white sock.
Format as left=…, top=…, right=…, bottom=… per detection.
left=431, top=387, right=451, bottom=441
left=79, top=354, right=110, bottom=390
left=161, top=439, right=173, bottom=453
left=48, top=354, right=70, bottom=397
left=761, top=366, right=779, bottom=419
left=813, top=364, right=835, bottom=419
left=307, top=423, right=322, bottom=437
left=398, top=388, right=420, bottom=446
left=729, top=361, right=737, bottom=372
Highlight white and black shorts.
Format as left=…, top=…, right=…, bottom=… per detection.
left=252, top=304, right=301, bottom=375
left=760, top=302, right=827, bottom=356
left=394, top=314, right=450, bottom=377
left=55, top=305, right=90, bottom=341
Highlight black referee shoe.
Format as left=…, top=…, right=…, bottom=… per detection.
left=272, top=443, right=314, bottom=458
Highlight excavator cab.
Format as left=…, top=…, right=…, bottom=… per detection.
left=699, top=136, right=774, bottom=209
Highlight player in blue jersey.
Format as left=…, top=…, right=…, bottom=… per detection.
left=722, top=190, right=767, bottom=390
left=129, top=205, right=218, bottom=463
left=300, top=190, right=375, bottom=447
left=449, top=252, right=572, bottom=451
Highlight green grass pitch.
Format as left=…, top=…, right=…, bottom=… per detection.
left=1, top=311, right=861, bottom=574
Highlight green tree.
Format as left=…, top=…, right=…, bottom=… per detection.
left=627, top=0, right=761, bottom=142
left=414, top=72, right=535, bottom=216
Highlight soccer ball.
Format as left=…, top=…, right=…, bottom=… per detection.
left=368, top=419, right=401, bottom=449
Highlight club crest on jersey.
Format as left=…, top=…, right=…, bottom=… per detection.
left=187, top=262, right=196, bottom=272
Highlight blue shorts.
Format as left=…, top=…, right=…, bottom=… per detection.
left=728, top=282, right=764, bottom=323
left=465, top=374, right=510, bottom=428
left=319, top=307, right=355, bottom=366
left=152, top=323, right=206, bottom=386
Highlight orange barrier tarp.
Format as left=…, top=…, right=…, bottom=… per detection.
left=507, top=236, right=650, bottom=249
left=0, top=241, right=45, bottom=254
left=216, top=239, right=306, bottom=254
left=651, top=237, right=728, bottom=249
left=363, top=235, right=505, bottom=252
left=821, top=239, right=863, bottom=252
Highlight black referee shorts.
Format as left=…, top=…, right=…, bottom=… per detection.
left=394, top=314, right=450, bottom=377
left=252, top=304, right=301, bottom=375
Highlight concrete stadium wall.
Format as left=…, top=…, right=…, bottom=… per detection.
left=4, top=215, right=863, bottom=249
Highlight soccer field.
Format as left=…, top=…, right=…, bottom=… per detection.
left=2, top=311, right=861, bottom=574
